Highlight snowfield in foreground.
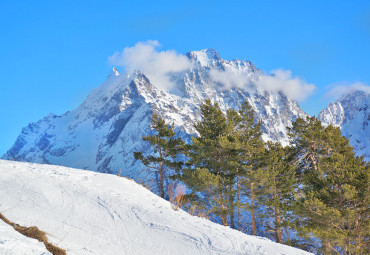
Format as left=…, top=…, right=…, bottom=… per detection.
left=0, top=160, right=311, bottom=255
left=0, top=220, right=51, bottom=255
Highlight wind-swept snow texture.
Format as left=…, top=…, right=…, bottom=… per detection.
left=318, top=90, right=370, bottom=161
left=2, top=49, right=307, bottom=180
left=0, top=160, right=311, bottom=255
left=0, top=220, right=51, bottom=255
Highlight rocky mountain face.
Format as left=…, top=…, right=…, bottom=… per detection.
left=318, top=90, right=370, bottom=161
left=2, top=49, right=307, bottom=180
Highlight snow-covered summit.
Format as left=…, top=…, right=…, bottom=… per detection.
left=318, top=90, right=370, bottom=160
left=185, top=48, right=258, bottom=74
left=186, top=48, right=222, bottom=68
left=0, top=160, right=312, bottom=255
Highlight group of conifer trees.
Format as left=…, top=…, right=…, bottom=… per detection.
left=134, top=100, right=369, bottom=254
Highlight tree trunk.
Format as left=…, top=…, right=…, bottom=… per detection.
left=229, top=184, right=235, bottom=229
left=221, top=216, right=227, bottom=226
left=322, top=241, right=329, bottom=254
left=273, top=188, right=282, bottom=243
left=218, top=184, right=228, bottom=226
left=251, top=182, right=257, bottom=235
left=274, top=208, right=282, bottom=243
left=159, top=161, right=164, bottom=198
left=355, top=213, right=361, bottom=254
left=221, top=202, right=228, bottom=226
left=237, top=171, right=241, bottom=231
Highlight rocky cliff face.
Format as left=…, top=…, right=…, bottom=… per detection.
left=2, top=49, right=308, bottom=179
left=318, top=90, right=370, bottom=161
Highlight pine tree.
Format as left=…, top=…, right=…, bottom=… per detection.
left=181, top=100, right=231, bottom=225
left=217, top=108, right=244, bottom=229
left=258, top=142, right=296, bottom=243
left=134, top=114, right=184, bottom=198
left=289, top=116, right=330, bottom=175
left=182, top=100, right=266, bottom=232
left=236, top=101, right=265, bottom=235
left=290, top=118, right=369, bottom=254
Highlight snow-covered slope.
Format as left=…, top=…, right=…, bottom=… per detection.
left=0, top=220, right=51, bottom=255
left=2, top=49, right=307, bottom=181
left=0, top=160, right=311, bottom=255
left=318, top=90, right=369, bottom=161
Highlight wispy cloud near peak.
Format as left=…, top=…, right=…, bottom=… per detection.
left=108, top=40, right=192, bottom=91
left=325, top=82, right=370, bottom=99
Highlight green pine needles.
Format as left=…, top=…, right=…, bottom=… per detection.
left=290, top=117, right=369, bottom=254
left=134, top=113, right=184, bottom=198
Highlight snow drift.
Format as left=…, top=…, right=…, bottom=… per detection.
left=0, top=160, right=311, bottom=255
left=0, top=220, right=51, bottom=255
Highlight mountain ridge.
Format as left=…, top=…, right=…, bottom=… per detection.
left=1, top=49, right=314, bottom=180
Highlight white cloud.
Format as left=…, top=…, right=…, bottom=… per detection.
left=210, top=68, right=315, bottom=101
left=256, top=69, right=316, bottom=102
left=108, top=40, right=192, bottom=91
left=209, top=69, right=253, bottom=90
left=325, top=82, right=370, bottom=99
left=109, top=41, right=315, bottom=101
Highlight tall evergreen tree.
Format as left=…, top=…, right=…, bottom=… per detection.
left=258, top=142, right=296, bottom=243
left=217, top=108, right=245, bottom=229
left=236, top=101, right=265, bottom=235
left=289, top=116, right=330, bottom=175
left=181, top=100, right=231, bottom=225
left=290, top=118, right=369, bottom=254
left=181, top=100, right=265, bottom=232
left=134, top=114, right=184, bottom=198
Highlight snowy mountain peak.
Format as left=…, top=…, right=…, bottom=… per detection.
left=3, top=48, right=308, bottom=176
left=319, top=90, right=369, bottom=126
left=186, top=48, right=222, bottom=67
left=340, top=89, right=368, bottom=99
left=185, top=49, right=258, bottom=74
left=338, top=90, right=369, bottom=110
left=318, top=90, right=370, bottom=160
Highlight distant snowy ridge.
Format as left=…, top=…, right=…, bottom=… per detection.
left=318, top=90, right=370, bottom=161
left=0, top=160, right=311, bottom=255
left=2, top=49, right=307, bottom=178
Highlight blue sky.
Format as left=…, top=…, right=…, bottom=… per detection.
left=1, top=0, right=370, bottom=155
